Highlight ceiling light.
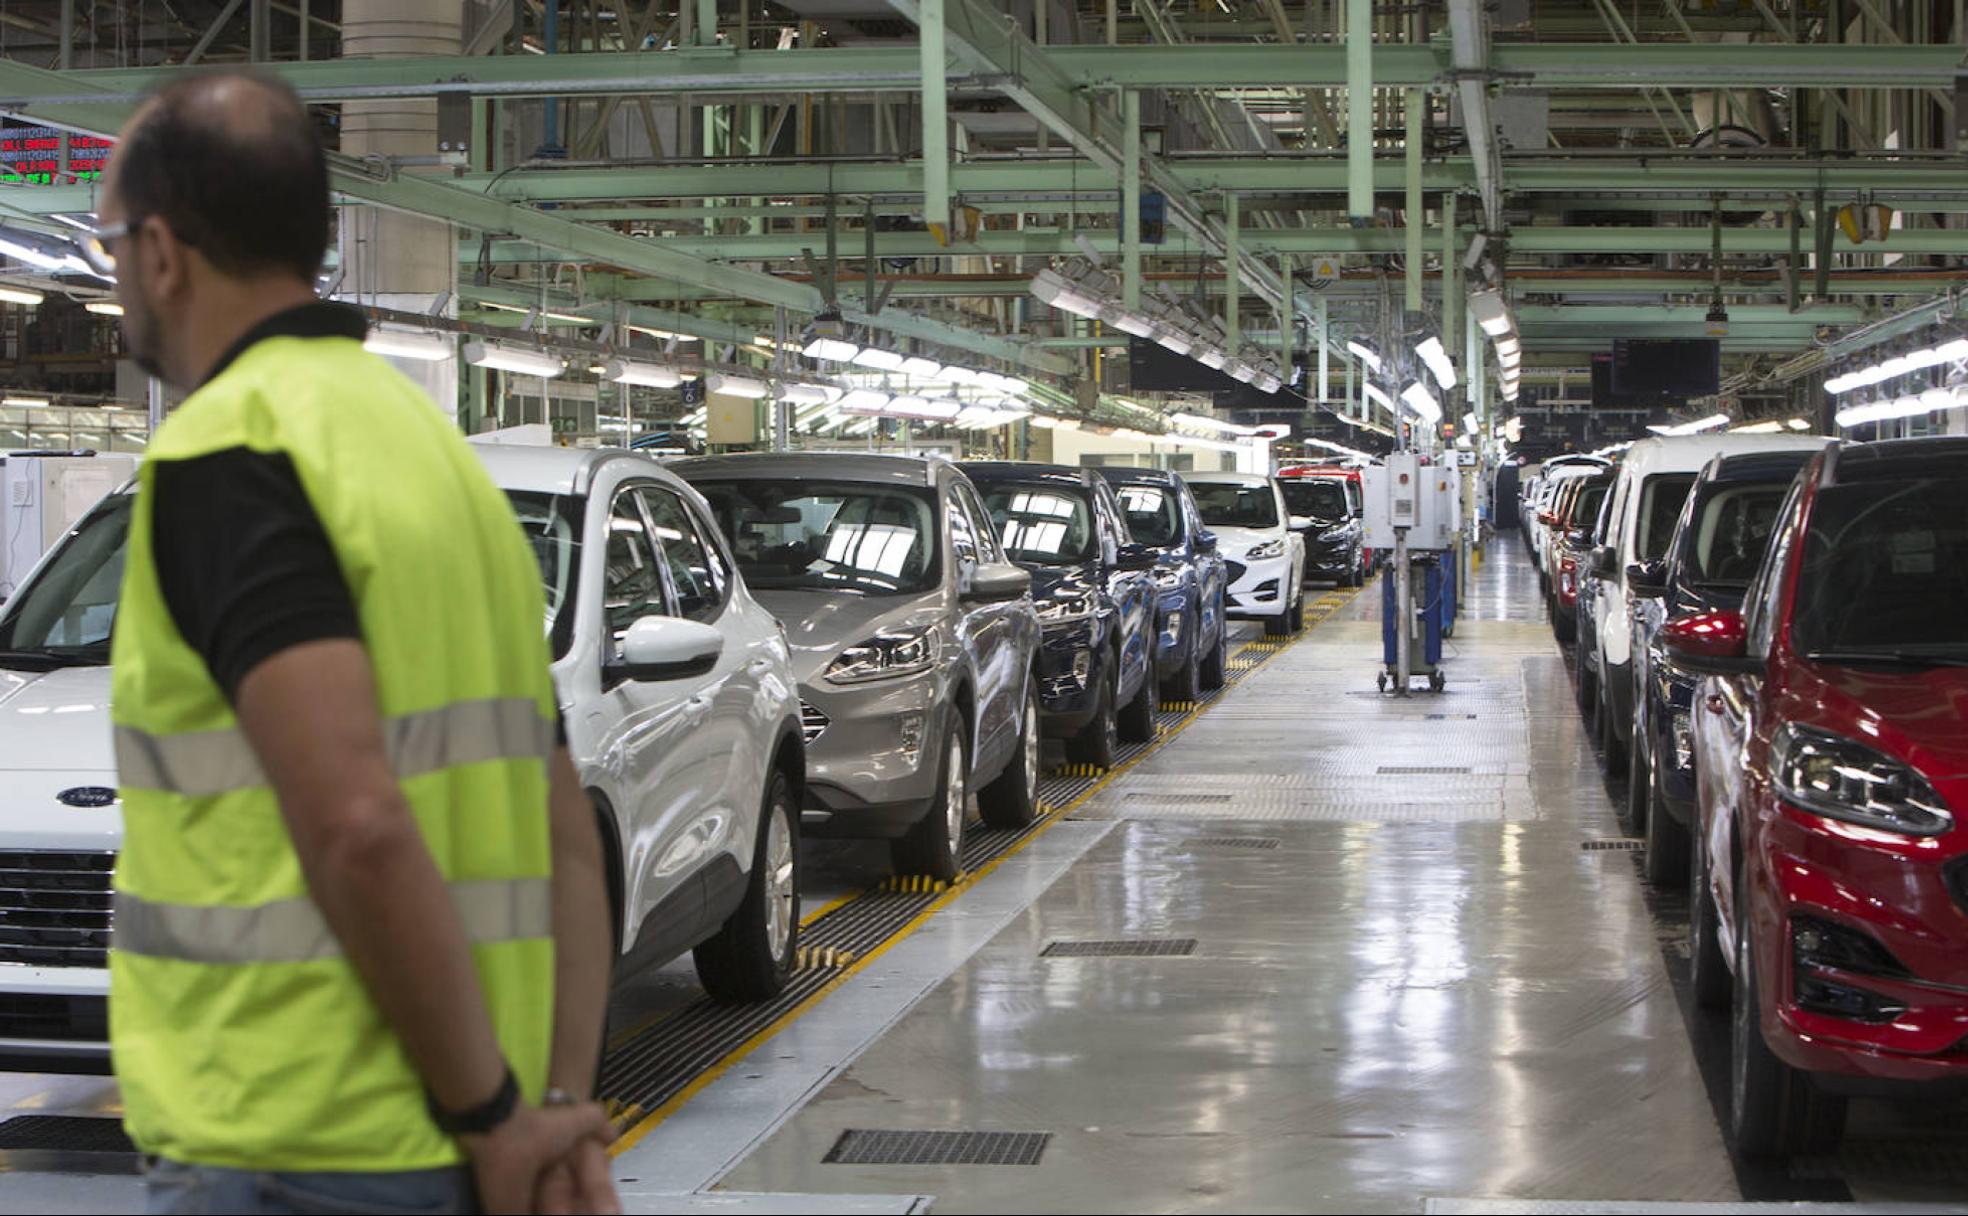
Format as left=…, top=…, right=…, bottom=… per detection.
left=1400, top=381, right=1442, bottom=422
left=365, top=329, right=454, bottom=362
left=851, top=348, right=906, bottom=371
left=803, top=336, right=860, bottom=362
left=1113, top=311, right=1156, bottom=338
left=838, top=388, right=890, bottom=411
left=1171, top=412, right=1256, bottom=436
left=776, top=383, right=837, bottom=406
left=1197, top=347, right=1228, bottom=370
left=1363, top=383, right=1395, bottom=410
left=605, top=358, right=684, bottom=388
left=1463, top=411, right=1479, bottom=433
left=84, top=301, right=123, bottom=317
left=936, top=366, right=981, bottom=385
left=1786, top=418, right=1812, bottom=431
left=1469, top=289, right=1515, bottom=337
left=899, top=356, right=942, bottom=378
left=1253, top=373, right=1282, bottom=394
left=1494, top=336, right=1520, bottom=359
left=1345, top=340, right=1382, bottom=371
left=707, top=372, right=770, bottom=398
left=1028, top=415, right=1080, bottom=430
left=1226, top=361, right=1258, bottom=384
left=1647, top=412, right=1731, bottom=436
left=1730, top=420, right=1783, bottom=434
left=1153, top=326, right=1194, bottom=356
left=1415, top=336, right=1456, bottom=390
left=463, top=340, right=563, bottom=377
left=3, top=395, right=50, bottom=407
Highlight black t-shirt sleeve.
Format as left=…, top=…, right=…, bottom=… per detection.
left=150, top=448, right=362, bottom=701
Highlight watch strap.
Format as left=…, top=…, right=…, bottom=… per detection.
left=427, top=1066, right=519, bottom=1137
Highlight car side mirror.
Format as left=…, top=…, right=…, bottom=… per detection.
left=963, top=562, right=1031, bottom=604
left=1567, top=528, right=1593, bottom=547
left=1116, top=542, right=1159, bottom=572
left=1627, top=559, right=1670, bottom=599
left=1195, top=530, right=1219, bottom=553
left=1288, top=514, right=1315, bottom=531
left=1590, top=544, right=1619, bottom=580
left=1662, top=610, right=1761, bottom=677
left=607, top=615, right=722, bottom=684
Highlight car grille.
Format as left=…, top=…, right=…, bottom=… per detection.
left=0, top=851, right=115, bottom=969
left=799, top=700, right=830, bottom=745
left=1225, top=560, right=1248, bottom=586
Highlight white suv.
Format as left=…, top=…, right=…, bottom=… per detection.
left=0, top=446, right=804, bottom=1066
left=1185, top=471, right=1307, bottom=637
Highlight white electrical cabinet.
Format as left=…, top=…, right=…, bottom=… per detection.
left=1, top=454, right=138, bottom=602
left=1414, top=463, right=1461, bottom=551
left=1364, top=455, right=1461, bottom=552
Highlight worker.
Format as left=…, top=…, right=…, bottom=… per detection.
left=92, top=73, right=621, bottom=1215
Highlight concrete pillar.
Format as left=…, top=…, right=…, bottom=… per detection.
left=338, top=0, right=463, bottom=416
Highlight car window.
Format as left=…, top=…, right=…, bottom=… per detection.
left=1093, top=481, right=1130, bottom=546
left=1789, top=476, right=1968, bottom=658
left=1114, top=482, right=1181, bottom=546
left=1192, top=481, right=1280, bottom=529
left=954, top=482, right=1005, bottom=563
left=1636, top=473, right=1699, bottom=562
left=0, top=493, right=129, bottom=659
left=1686, top=484, right=1789, bottom=587
left=693, top=479, right=939, bottom=595
left=978, top=482, right=1096, bottom=565
left=505, top=490, right=583, bottom=660
left=947, top=489, right=979, bottom=569
left=1280, top=480, right=1349, bottom=521
left=603, top=488, right=670, bottom=646
left=1744, top=481, right=1804, bottom=657
left=639, top=486, right=726, bottom=624
left=1572, top=485, right=1610, bottom=537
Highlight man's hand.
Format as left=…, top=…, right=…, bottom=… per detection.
left=461, top=1101, right=618, bottom=1215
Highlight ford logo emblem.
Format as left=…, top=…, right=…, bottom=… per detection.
left=57, top=786, right=118, bottom=808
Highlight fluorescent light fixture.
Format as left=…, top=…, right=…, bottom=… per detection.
left=1197, top=347, right=1229, bottom=370
left=1030, top=268, right=1104, bottom=319
left=1646, top=412, right=1732, bottom=437
left=1400, top=381, right=1442, bottom=422
left=895, top=397, right=961, bottom=420
left=1463, top=411, right=1479, bottom=433
left=851, top=347, right=905, bottom=371
left=1153, top=326, right=1195, bottom=356
left=982, top=372, right=1030, bottom=394
left=1469, top=288, right=1514, bottom=337
left=1730, top=420, right=1783, bottom=434
left=1226, top=361, right=1258, bottom=384
left=626, top=323, right=698, bottom=342
left=1253, top=373, right=1282, bottom=394
left=1346, top=340, right=1382, bottom=371
left=365, top=329, right=454, bottom=362
left=1415, top=336, right=1457, bottom=390
left=899, top=356, right=943, bottom=378
left=1028, top=415, right=1080, bottom=431
left=775, top=383, right=837, bottom=406
left=707, top=372, right=770, bottom=398
left=605, top=358, right=684, bottom=388
left=84, top=300, right=123, bottom=317
left=0, top=285, right=44, bottom=306
left=464, top=340, right=563, bottom=377
left=3, top=395, right=50, bottom=407
left=1114, top=311, right=1156, bottom=338
left=936, top=365, right=981, bottom=385
left=803, top=336, right=860, bottom=361
left=1786, top=418, right=1812, bottom=431
left=1171, top=412, right=1257, bottom=436
left=838, top=388, right=890, bottom=411
left=1494, top=336, right=1521, bottom=359
left=1362, top=383, right=1395, bottom=411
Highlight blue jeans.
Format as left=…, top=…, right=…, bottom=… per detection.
left=144, top=1158, right=475, bottom=1215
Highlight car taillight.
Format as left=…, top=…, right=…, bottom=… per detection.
left=1559, top=557, right=1577, bottom=603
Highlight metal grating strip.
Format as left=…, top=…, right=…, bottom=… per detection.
left=0, top=1116, right=134, bottom=1154
left=1041, top=938, right=1198, bottom=958
left=1188, top=836, right=1284, bottom=850
left=1581, top=839, right=1646, bottom=851
left=1377, top=766, right=1474, bottom=775
left=1124, top=793, right=1234, bottom=804
left=823, top=1128, right=1051, bottom=1167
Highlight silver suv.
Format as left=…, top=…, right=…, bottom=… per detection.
left=674, top=453, right=1042, bottom=881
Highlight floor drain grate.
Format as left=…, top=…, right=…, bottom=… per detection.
left=1124, top=792, right=1235, bottom=804
left=1041, top=938, right=1198, bottom=958
left=1581, top=839, right=1646, bottom=851
left=1792, top=1140, right=1968, bottom=1183
left=824, top=1129, right=1052, bottom=1167
left=1189, top=836, right=1284, bottom=850
left=1377, top=766, right=1473, bottom=775
left=0, top=1115, right=135, bottom=1154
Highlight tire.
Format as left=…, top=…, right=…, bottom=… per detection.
left=1199, top=599, right=1228, bottom=691
left=1554, top=604, right=1576, bottom=645
left=1264, top=593, right=1292, bottom=637
left=1287, top=587, right=1306, bottom=633
left=1599, top=682, right=1629, bottom=779
left=694, top=770, right=800, bottom=1002
left=891, top=720, right=969, bottom=881
left=1168, top=620, right=1203, bottom=703
left=1118, top=652, right=1159, bottom=744
left=979, top=683, right=1041, bottom=830
left=1576, top=639, right=1598, bottom=722
left=1643, top=753, right=1691, bottom=888
left=1730, top=904, right=1848, bottom=1157
left=1621, top=727, right=1648, bottom=834
left=1066, top=659, right=1120, bottom=769
left=1688, top=831, right=1732, bottom=1012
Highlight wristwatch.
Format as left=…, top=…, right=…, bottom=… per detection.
left=427, top=1066, right=519, bottom=1137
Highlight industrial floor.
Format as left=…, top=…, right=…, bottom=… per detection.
left=5, top=536, right=1968, bottom=1214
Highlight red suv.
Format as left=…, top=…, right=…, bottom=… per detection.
left=1665, top=436, right=1968, bottom=1156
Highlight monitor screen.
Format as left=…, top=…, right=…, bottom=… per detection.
left=1609, top=339, right=1720, bottom=400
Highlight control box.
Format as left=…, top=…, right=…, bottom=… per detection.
left=1362, top=452, right=1423, bottom=551
left=1, top=454, right=137, bottom=601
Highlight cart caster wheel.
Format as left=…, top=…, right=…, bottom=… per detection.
left=1376, top=672, right=1388, bottom=693
left=1429, top=672, right=1446, bottom=693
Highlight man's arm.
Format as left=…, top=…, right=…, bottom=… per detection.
left=545, top=743, right=612, bottom=1097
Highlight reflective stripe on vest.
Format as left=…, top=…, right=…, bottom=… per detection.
left=112, top=876, right=552, bottom=965
left=116, top=696, right=553, bottom=798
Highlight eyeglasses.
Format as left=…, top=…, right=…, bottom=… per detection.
left=76, top=219, right=136, bottom=279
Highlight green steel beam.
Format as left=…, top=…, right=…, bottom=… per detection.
left=27, top=43, right=1964, bottom=104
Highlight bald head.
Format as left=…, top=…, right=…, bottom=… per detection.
left=106, top=72, right=328, bottom=284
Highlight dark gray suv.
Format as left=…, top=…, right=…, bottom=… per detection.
left=674, top=453, right=1042, bottom=880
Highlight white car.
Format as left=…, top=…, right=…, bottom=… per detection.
left=0, top=445, right=805, bottom=1066
left=1184, top=471, right=1307, bottom=637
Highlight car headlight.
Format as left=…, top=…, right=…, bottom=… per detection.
left=1152, top=566, right=1182, bottom=591
left=1036, top=591, right=1098, bottom=624
left=1772, top=723, right=1953, bottom=836
left=1246, top=538, right=1285, bottom=561
left=825, top=629, right=935, bottom=683
left=1319, top=522, right=1358, bottom=542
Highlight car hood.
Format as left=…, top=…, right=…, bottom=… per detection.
left=1788, top=662, right=1968, bottom=780
left=1208, top=524, right=1282, bottom=555
left=0, top=665, right=123, bottom=851
left=750, top=589, right=947, bottom=686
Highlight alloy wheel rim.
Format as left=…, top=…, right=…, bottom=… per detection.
left=1022, top=696, right=1040, bottom=803
left=1731, top=928, right=1751, bottom=1120
left=945, top=732, right=966, bottom=862
left=765, top=805, right=794, bottom=959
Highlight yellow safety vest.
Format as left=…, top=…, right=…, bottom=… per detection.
left=109, top=331, right=557, bottom=1171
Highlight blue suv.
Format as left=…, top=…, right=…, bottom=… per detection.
left=1096, top=467, right=1229, bottom=702
left=963, top=463, right=1160, bottom=769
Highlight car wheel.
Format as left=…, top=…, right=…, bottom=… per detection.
left=1688, top=828, right=1731, bottom=1012
left=1066, top=660, right=1120, bottom=769
left=1287, top=587, right=1306, bottom=633
left=1199, top=600, right=1228, bottom=691
left=1621, top=726, right=1648, bottom=834
left=1169, top=622, right=1203, bottom=703
left=1553, top=603, right=1576, bottom=644
left=892, top=720, right=969, bottom=881
left=1576, top=643, right=1599, bottom=726
left=694, top=769, right=800, bottom=1002
left=979, top=683, right=1042, bottom=830
left=1118, top=653, right=1159, bottom=744
left=1598, top=681, right=1629, bottom=779
left=1730, top=901, right=1848, bottom=1157
left=1643, top=754, right=1691, bottom=887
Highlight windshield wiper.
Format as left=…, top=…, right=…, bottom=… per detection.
left=0, top=647, right=109, bottom=671
left=1802, top=649, right=1968, bottom=669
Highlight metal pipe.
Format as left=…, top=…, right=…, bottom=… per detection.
left=921, top=0, right=949, bottom=232
left=1404, top=88, right=1423, bottom=313
left=1346, top=0, right=1373, bottom=220
left=1226, top=192, right=1241, bottom=347
left=1122, top=90, right=1141, bottom=310
left=542, top=0, right=560, bottom=150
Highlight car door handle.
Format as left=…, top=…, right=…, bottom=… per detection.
left=746, top=658, right=772, bottom=674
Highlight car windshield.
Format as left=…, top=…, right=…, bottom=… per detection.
left=1193, top=482, right=1279, bottom=529
left=978, top=482, right=1096, bottom=565
left=693, top=479, right=939, bottom=595
left=1684, top=484, right=1788, bottom=587
left=505, top=490, right=583, bottom=660
left=1281, top=480, right=1349, bottom=521
left=1572, top=484, right=1610, bottom=536
left=0, top=493, right=130, bottom=669
left=1791, top=476, right=1968, bottom=659
left=1112, top=482, right=1181, bottom=547
left=1636, top=473, right=1698, bottom=561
